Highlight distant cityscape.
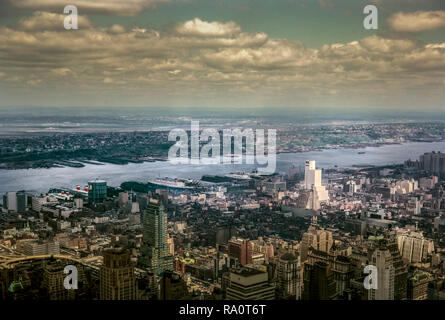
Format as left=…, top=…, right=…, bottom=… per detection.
left=1, top=148, right=445, bottom=300
left=1, top=121, right=444, bottom=170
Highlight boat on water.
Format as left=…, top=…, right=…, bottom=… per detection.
left=358, top=151, right=366, bottom=154
left=224, top=172, right=251, bottom=180
left=147, top=177, right=194, bottom=190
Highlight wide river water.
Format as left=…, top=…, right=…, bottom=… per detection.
left=1, top=141, right=444, bottom=197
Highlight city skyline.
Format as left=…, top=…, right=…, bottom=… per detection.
left=2, top=150, right=445, bottom=302
left=2, top=0, right=445, bottom=307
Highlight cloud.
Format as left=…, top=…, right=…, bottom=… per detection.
left=108, top=24, right=126, bottom=34
left=27, top=79, right=43, bottom=86
left=1, top=15, right=445, bottom=108
left=359, top=36, right=416, bottom=53
left=51, top=68, right=73, bottom=76
left=388, top=10, right=445, bottom=32
left=202, top=40, right=315, bottom=71
left=176, top=18, right=241, bottom=37
left=9, top=0, right=171, bottom=16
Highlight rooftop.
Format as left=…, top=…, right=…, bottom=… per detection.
left=231, top=267, right=265, bottom=277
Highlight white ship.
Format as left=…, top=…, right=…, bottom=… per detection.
left=147, top=178, right=193, bottom=190
left=224, top=172, right=251, bottom=180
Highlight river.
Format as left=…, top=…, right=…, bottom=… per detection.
left=0, top=141, right=444, bottom=197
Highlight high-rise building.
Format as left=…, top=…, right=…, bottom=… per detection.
left=278, top=252, right=303, bottom=299
left=3, top=192, right=18, bottom=212
left=155, top=189, right=169, bottom=206
left=136, top=194, right=150, bottom=211
left=167, top=236, right=175, bottom=256
left=88, top=180, right=107, bottom=204
left=160, top=270, right=188, bottom=300
left=16, top=191, right=27, bottom=212
left=303, top=160, right=329, bottom=209
left=368, top=233, right=408, bottom=300
left=406, top=197, right=421, bottom=215
left=397, top=231, right=434, bottom=263
left=420, top=151, right=445, bottom=175
left=368, top=247, right=395, bottom=300
left=228, top=238, right=252, bottom=267
left=344, top=180, right=358, bottom=194
left=226, top=267, right=275, bottom=300
left=139, top=197, right=174, bottom=276
left=215, top=225, right=237, bottom=245
left=304, top=160, right=320, bottom=190
left=303, top=261, right=337, bottom=300
left=136, top=272, right=158, bottom=300
left=100, top=248, right=136, bottom=300
left=43, top=259, right=75, bottom=300
left=407, top=271, right=432, bottom=300
left=385, top=233, right=408, bottom=300
left=300, top=220, right=333, bottom=262
left=306, top=247, right=355, bottom=298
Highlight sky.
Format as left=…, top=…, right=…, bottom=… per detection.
left=0, top=0, right=445, bottom=111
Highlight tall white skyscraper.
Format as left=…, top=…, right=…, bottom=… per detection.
left=303, top=160, right=329, bottom=208
left=304, top=160, right=321, bottom=189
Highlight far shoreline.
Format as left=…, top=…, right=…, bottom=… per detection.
left=0, top=139, right=443, bottom=172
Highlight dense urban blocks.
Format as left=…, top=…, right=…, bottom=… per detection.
left=1, top=146, right=444, bottom=301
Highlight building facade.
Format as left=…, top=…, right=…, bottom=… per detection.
left=226, top=267, right=275, bottom=300
left=100, top=248, right=136, bottom=300
left=139, top=197, right=174, bottom=276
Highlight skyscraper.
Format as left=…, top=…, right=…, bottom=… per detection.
left=228, top=238, right=252, bottom=267
left=100, top=248, right=136, bottom=300
left=304, top=160, right=321, bottom=190
left=398, top=230, right=434, bottom=264
left=139, top=197, right=174, bottom=276
left=3, top=192, right=18, bottom=212
left=367, top=233, right=408, bottom=300
left=303, top=261, right=337, bottom=300
left=368, top=247, right=395, bottom=300
left=16, top=191, right=27, bottom=213
left=300, top=219, right=333, bottom=262
left=278, top=252, right=303, bottom=299
left=160, top=270, right=188, bottom=300
left=305, top=247, right=355, bottom=298
left=43, top=259, right=75, bottom=300
left=303, top=160, right=329, bottom=209
left=407, top=271, right=431, bottom=300
left=419, top=151, right=445, bottom=175
left=386, top=233, right=408, bottom=300
left=88, top=180, right=107, bottom=204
